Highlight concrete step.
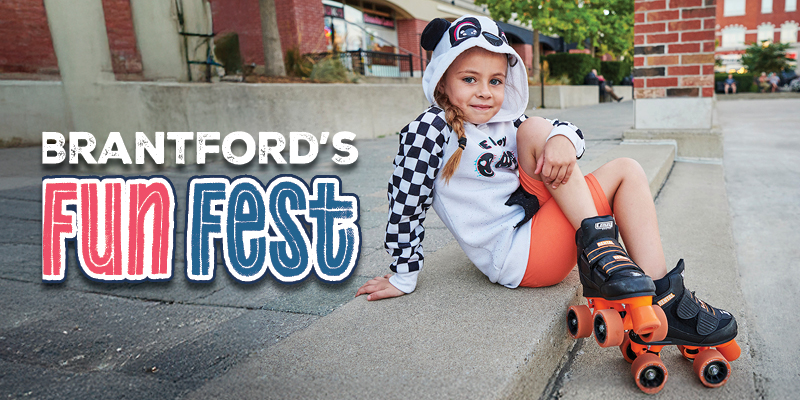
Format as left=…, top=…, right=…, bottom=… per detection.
left=553, top=161, right=756, bottom=399
left=184, top=144, right=676, bottom=400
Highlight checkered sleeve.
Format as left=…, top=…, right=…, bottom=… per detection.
left=385, top=107, right=448, bottom=294
left=544, top=118, right=586, bottom=159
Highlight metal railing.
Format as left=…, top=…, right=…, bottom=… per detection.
left=308, top=50, right=415, bottom=78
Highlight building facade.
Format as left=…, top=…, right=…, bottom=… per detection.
left=715, top=0, right=799, bottom=72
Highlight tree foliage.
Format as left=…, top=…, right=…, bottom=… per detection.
left=741, top=41, right=794, bottom=74
left=475, top=0, right=633, bottom=59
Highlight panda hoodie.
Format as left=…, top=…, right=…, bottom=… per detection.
left=386, top=15, right=585, bottom=293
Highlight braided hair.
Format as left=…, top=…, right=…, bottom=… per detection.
left=434, top=81, right=467, bottom=184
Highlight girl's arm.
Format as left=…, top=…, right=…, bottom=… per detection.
left=523, top=117, right=586, bottom=189
left=356, top=108, right=448, bottom=301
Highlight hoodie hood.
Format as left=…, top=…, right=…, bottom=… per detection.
left=421, top=15, right=529, bottom=124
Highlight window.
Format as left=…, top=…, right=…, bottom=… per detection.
left=781, top=22, right=798, bottom=44
left=758, top=24, right=775, bottom=43
left=762, top=0, right=772, bottom=13
left=724, top=0, right=746, bottom=16
left=787, top=0, right=797, bottom=12
left=722, top=26, right=746, bottom=48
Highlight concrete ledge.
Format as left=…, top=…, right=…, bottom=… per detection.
left=185, top=144, right=676, bottom=400
left=530, top=85, right=599, bottom=109
left=623, top=128, right=723, bottom=160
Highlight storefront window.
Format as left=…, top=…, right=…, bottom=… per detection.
left=322, top=0, right=398, bottom=53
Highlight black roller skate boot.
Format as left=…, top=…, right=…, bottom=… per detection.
left=569, top=216, right=662, bottom=344
left=632, top=259, right=739, bottom=353
left=624, top=259, right=741, bottom=390
left=576, top=215, right=656, bottom=300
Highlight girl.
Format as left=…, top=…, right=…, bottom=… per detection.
left=355, top=16, right=737, bottom=351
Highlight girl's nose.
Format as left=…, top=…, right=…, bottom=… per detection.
left=477, top=82, right=491, bottom=98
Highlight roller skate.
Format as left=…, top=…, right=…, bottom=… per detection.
left=621, top=260, right=740, bottom=394
left=566, top=216, right=665, bottom=351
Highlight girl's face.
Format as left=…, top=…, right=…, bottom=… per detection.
left=442, top=48, right=507, bottom=125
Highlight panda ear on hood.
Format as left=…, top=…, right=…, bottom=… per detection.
left=421, top=18, right=450, bottom=51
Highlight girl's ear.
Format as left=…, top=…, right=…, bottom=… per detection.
left=421, top=18, right=450, bottom=51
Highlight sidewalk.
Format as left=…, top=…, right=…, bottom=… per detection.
left=0, top=101, right=755, bottom=399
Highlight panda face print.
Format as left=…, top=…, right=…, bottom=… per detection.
left=449, top=17, right=481, bottom=47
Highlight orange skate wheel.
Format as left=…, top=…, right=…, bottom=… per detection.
left=630, top=303, right=660, bottom=336
left=566, top=305, right=593, bottom=339
left=716, top=340, right=741, bottom=361
left=639, top=305, right=669, bottom=343
left=693, top=349, right=731, bottom=388
left=594, top=309, right=624, bottom=348
left=619, top=335, right=638, bottom=364
left=630, top=353, right=668, bottom=394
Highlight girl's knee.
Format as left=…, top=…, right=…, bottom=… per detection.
left=516, top=117, right=553, bottom=173
left=612, top=157, right=646, bottom=181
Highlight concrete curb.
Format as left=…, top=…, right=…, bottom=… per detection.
left=184, top=144, right=677, bottom=400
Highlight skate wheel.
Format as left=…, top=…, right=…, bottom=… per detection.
left=630, top=303, right=660, bottom=336
left=620, top=334, right=638, bottom=364
left=716, top=340, right=741, bottom=361
left=630, top=353, right=668, bottom=394
left=594, top=309, right=624, bottom=348
left=566, top=305, right=593, bottom=339
left=639, top=305, right=669, bottom=343
left=693, top=349, right=731, bottom=388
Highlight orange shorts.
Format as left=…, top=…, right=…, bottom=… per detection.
left=518, top=169, right=612, bottom=288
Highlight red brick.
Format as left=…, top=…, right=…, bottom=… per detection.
left=648, top=10, right=680, bottom=22
left=669, top=0, right=704, bottom=7
left=634, top=56, right=645, bottom=67
left=637, top=23, right=666, bottom=34
left=703, top=18, right=716, bottom=30
left=702, top=87, right=714, bottom=97
left=648, top=33, right=680, bottom=44
left=703, top=41, right=716, bottom=52
left=668, top=20, right=702, bottom=32
left=635, top=0, right=667, bottom=12
left=669, top=65, right=701, bottom=75
left=634, top=78, right=646, bottom=87
left=682, top=7, right=716, bottom=19
left=0, top=0, right=59, bottom=74
left=669, top=43, right=701, bottom=53
left=635, top=34, right=646, bottom=45
left=648, top=77, right=679, bottom=87
left=682, top=30, right=715, bottom=42
left=647, top=55, right=680, bottom=65
left=636, top=88, right=666, bottom=98
left=703, top=65, right=715, bottom=74
left=635, top=12, right=646, bottom=23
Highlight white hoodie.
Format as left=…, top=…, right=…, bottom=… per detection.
left=386, top=16, right=585, bottom=293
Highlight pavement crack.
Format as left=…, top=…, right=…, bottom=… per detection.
left=539, top=337, right=583, bottom=400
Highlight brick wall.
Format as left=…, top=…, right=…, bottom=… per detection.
left=102, top=0, right=143, bottom=79
left=511, top=43, right=533, bottom=76
left=209, top=0, right=326, bottom=66
left=634, top=0, right=717, bottom=98
left=397, top=18, right=428, bottom=75
left=0, top=0, right=59, bottom=76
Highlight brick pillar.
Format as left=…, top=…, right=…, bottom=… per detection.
left=102, top=0, right=143, bottom=79
left=511, top=43, right=533, bottom=77
left=275, top=0, right=326, bottom=55
left=397, top=18, right=428, bottom=77
left=627, top=0, right=721, bottom=159
left=0, top=0, right=59, bottom=76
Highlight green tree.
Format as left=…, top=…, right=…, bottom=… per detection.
left=476, top=0, right=634, bottom=79
left=741, top=41, right=793, bottom=74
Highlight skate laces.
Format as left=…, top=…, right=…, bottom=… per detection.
left=585, top=239, right=641, bottom=276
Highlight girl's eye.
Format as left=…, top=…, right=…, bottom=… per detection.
left=463, top=77, right=476, bottom=83
left=490, top=78, right=503, bottom=85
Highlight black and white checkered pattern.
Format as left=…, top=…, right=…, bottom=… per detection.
left=385, top=106, right=448, bottom=274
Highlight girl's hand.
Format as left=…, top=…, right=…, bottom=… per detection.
left=355, top=274, right=405, bottom=301
left=534, top=135, right=576, bottom=190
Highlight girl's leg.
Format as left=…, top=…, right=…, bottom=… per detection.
left=517, top=117, right=667, bottom=280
